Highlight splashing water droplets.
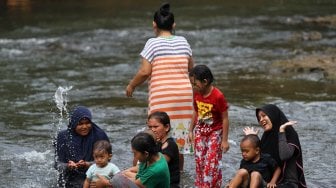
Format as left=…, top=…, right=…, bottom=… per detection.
left=54, top=86, right=72, bottom=116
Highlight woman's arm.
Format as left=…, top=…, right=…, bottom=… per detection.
left=278, top=121, right=296, bottom=160
left=123, top=165, right=139, bottom=180
left=188, top=57, right=194, bottom=72
left=126, top=58, right=152, bottom=97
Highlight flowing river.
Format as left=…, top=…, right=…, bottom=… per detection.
left=0, top=0, right=335, bottom=187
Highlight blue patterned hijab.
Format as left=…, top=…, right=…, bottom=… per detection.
left=56, top=106, right=109, bottom=163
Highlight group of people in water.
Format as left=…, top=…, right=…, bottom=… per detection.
left=54, top=2, right=306, bottom=188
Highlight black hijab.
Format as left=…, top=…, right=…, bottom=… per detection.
left=256, top=104, right=306, bottom=187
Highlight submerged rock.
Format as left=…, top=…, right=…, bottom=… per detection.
left=271, top=53, right=336, bottom=82
left=303, top=15, right=336, bottom=28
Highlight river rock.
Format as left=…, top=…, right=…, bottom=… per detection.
left=303, top=15, right=336, bottom=28
left=271, top=54, right=336, bottom=82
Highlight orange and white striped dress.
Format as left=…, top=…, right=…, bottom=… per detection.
left=141, top=35, right=193, bottom=154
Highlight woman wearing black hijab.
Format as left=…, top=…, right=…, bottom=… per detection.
left=244, top=104, right=306, bottom=188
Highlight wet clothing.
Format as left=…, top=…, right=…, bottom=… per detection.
left=141, top=36, right=193, bottom=154
left=161, top=137, right=180, bottom=187
left=194, top=87, right=228, bottom=136
left=136, top=153, right=170, bottom=188
left=256, top=104, right=306, bottom=188
left=54, top=106, right=110, bottom=188
left=194, top=129, right=223, bottom=188
left=240, top=153, right=278, bottom=182
left=193, top=87, right=229, bottom=188
left=85, top=163, right=120, bottom=182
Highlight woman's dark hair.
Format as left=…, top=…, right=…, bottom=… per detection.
left=241, top=134, right=260, bottom=148
left=148, top=111, right=171, bottom=133
left=131, top=132, right=159, bottom=155
left=153, top=2, right=174, bottom=31
left=93, top=140, right=112, bottom=155
left=189, top=64, right=214, bottom=85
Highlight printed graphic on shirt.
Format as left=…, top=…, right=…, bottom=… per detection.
left=196, top=101, right=214, bottom=125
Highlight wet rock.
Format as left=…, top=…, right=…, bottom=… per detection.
left=290, top=31, right=322, bottom=41
left=271, top=53, right=336, bottom=82
left=303, top=15, right=336, bottom=28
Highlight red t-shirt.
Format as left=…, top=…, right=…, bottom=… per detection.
left=193, top=87, right=228, bottom=135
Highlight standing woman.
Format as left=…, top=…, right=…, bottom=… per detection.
left=54, top=106, right=110, bottom=187
left=244, top=104, right=306, bottom=188
left=126, top=2, right=194, bottom=170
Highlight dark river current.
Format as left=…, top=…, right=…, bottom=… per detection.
left=0, top=0, right=335, bottom=187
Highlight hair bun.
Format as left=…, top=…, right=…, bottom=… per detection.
left=159, top=3, right=170, bottom=16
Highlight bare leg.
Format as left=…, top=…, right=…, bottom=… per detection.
left=228, top=169, right=249, bottom=188
left=249, top=171, right=262, bottom=188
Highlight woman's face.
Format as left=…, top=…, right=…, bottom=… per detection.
left=75, top=118, right=92, bottom=136
left=257, top=110, right=273, bottom=132
left=132, top=148, right=148, bottom=163
left=147, top=118, right=169, bottom=142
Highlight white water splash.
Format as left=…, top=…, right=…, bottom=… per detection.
left=54, top=86, right=72, bottom=116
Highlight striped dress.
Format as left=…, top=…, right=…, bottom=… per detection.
left=141, top=35, right=193, bottom=154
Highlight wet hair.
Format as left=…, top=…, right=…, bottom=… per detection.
left=93, top=140, right=112, bottom=155
left=131, top=132, right=159, bottom=155
left=241, top=134, right=260, bottom=148
left=153, top=2, right=174, bottom=31
left=148, top=111, right=171, bottom=133
left=189, top=64, right=214, bottom=85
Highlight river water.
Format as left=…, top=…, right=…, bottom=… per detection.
left=0, top=0, right=336, bottom=187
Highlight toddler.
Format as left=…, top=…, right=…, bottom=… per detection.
left=83, top=140, right=120, bottom=188
left=228, top=134, right=280, bottom=188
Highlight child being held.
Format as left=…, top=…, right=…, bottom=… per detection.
left=228, top=134, right=281, bottom=188
left=83, top=140, right=120, bottom=188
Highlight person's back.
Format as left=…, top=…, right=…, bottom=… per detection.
left=125, top=3, right=194, bottom=171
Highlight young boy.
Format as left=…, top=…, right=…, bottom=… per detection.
left=83, top=140, right=120, bottom=188
left=228, top=134, right=281, bottom=188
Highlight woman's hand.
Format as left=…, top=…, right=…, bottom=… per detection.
left=77, top=160, right=90, bottom=169
left=67, top=160, right=78, bottom=169
left=279, top=121, right=297, bottom=132
left=243, top=127, right=259, bottom=135
left=126, top=84, right=135, bottom=97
